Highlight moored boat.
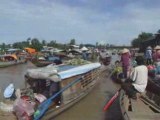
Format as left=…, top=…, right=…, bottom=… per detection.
left=0, top=54, right=27, bottom=68
left=119, top=77, right=160, bottom=120
left=0, top=62, right=101, bottom=120
left=31, top=55, right=63, bottom=67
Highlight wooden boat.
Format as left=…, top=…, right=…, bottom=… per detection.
left=31, top=59, right=56, bottom=67
left=119, top=78, right=160, bottom=120
left=0, top=54, right=27, bottom=68
left=0, top=62, right=101, bottom=120
left=31, top=55, right=63, bottom=67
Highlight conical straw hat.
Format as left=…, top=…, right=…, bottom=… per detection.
left=147, top=46, right=152, bottom=49
left=122, top=48, right=129, bottom=54
left=81, top=46, right=88, bottom=51
left=154, top=45, right=160, bottom=50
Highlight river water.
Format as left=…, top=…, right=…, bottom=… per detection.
left=0, top=54, right=122, bottom=120
left=0, top=62, right=36, bottom=90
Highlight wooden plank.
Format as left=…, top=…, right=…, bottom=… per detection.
left=123, top=95, right=130, bottom=111
left=129, top=113, right=160, bottom=120
left=128, top=98, right=154, bottom=114
left=119, top=90, right=131, bottom=120
left=140, top=96, right=160, bottom=113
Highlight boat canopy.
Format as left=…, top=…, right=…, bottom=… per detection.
left=0, top=54, right=18, bottom=60
left=81, top=46, right=88, bottom=51
left=59, top=63, right=101, bottom=79
left=6, top=48, right=21, bottom=52
left=10, top=54, right=18, bottom=60
left=25, top=63, right=101, bottom=82
left=24, top=47, right=36, bottom=54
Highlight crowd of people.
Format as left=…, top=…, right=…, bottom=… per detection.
left=145, top=46, right=160, bottom=82
left=145, top=45, right=160, bottom=65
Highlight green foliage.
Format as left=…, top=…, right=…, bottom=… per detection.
left=0, top=37, right=96, bottom=52
left=48, top=40, right=57, bottom=47
left=42, top=40, right=47, bottom=46
left=131, top=32, right=153, bottom=47
left=64, top=58, right=91, bottom=65
left=157, top=29, right=160, bottom=33
left=1, top=43, right=6, bottom=50
left=69, top=39, right=76, bottom=45
left=30, top=38, right=43, bottom=51
left=13, top=41, right=29, bottom=49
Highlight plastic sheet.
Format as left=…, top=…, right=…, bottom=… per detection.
left=13, top=98, right=35, bottom=120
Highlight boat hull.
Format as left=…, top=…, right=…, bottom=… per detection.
left=119, top=78, right=160, bottom=120
left=42, top=81, right=97, bottom=120
left=41, top=67, right=100, bottom=119
left=0, top=63, right=101, bottom=119
left=0, top=60, right=27, bottom=68
left=31, top=60, right=54, bottom=67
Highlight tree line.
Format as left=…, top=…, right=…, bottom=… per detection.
left=1, top=29, right=159, bottom=52
left=0, top=38, right=97, bottom=51
left=131, top=29, right=160, bottom=48
left=0, top=37, right=116, bottom=52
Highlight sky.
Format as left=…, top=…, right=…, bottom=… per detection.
left=1, top=0, right=160, bottom=45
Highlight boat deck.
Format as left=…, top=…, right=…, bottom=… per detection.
left=120, top=90, right=160, bottom=120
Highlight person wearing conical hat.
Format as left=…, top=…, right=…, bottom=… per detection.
left=145, top=46, right=152, bottom=65
left=147, top=46, right=152, bottom=50
left=81, top=46, right=88, bottom=60
left=121, top=48, right=131, bottom=78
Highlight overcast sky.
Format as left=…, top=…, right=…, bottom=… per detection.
left=1, top=0, right=160, bottom=45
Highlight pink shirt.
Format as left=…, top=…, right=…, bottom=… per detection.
left=155, top=50, right=160, bottom=62
left=121, top=53, right=130, bottom=67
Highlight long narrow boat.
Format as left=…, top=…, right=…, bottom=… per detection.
left=0, top=62, right=101, bottom=120
left=31, top=56, right=63, bottom=67
left=31, top=59, right=56, bottom=67
left=0, top=54, right=27, bottom=68
left=119, top=78, right=160, bottom=120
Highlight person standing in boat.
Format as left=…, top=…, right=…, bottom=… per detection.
left=120, top=48, right=131, bottom=78
left=122, top=56, right=148, bottom=99
left=145, top=46, right=153, bottom=65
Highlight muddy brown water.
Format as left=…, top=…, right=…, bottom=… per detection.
left=0, top=62, right=36, bottom=90
left=55, top=68, right=122, bottom=120
left=0, top=55, right=122, bottom=120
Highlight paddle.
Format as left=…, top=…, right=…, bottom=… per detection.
left=103, top=88, right=121, bottom=111
left=34, top=76, right=82, bottom=120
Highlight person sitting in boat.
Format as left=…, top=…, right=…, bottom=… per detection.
left=26, top=78, right=61, bottom=105
left=153, top=62, right=160, bottom=82
left=37, top=79, right=61, bottom=105
left=49, top=81, right=61, bottom=106
left=111, top=60, right=123, bottom=83
left=121, top=56, right=148, bottom=99
left=82, top=51, right=88, bottom=60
